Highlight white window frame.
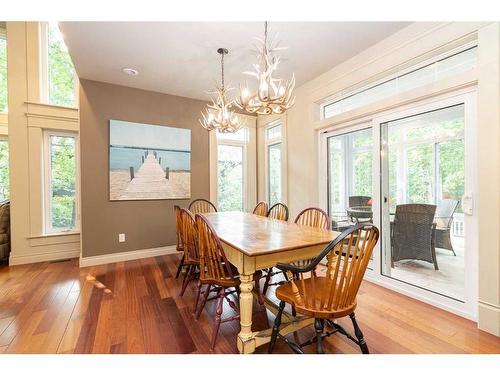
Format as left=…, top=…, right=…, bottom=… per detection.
left=216, top=130, right=248, bottom=212
left=262, top=117, right=288, bottom=206
left=265, top=120, right=283, bottom=206
left=0, top=135, right=8, bottom=201
left=39, top=22, right=79, bottom=108
left=319, top=88, right=478, bottom=321
left=209, top=115, right=257, bottom=212
left=319, top=41, right=478, bottom=120
left=43, top=130, right=80, bottom=234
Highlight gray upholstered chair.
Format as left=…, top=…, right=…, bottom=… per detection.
left=435, top=199, right=459, bottom=256
left=0, top=200, right=10, bottom=262
left=391, top=204, right=438, bottom=270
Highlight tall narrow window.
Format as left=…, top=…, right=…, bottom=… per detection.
left=266, top=123, right=282, bottom=206
left=0, top=136, right=8, bottom=201
left=217, top=128, right=247, bottom=212
left=44, top=132, right=78, bottom=233
left=0, top=24, right=7, bottom=113
left=46, top=22, right=77, bottom=107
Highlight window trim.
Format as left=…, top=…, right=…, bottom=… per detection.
left=39, top=22, right=79, bottom=108
left=216, top=130, right=248, bottom=212
left=43, top=130, right=80, bottom=234
left=319, top=41, right=478, bottom=120
left=265, top=120, right=283, bottom=206
left=263, top=118, right=288, bottom=207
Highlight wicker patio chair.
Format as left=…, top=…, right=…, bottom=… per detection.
left=435, top=199, right=459, bottom=256
left=391, top=204, right=438, bottom=270
left=348, top=196, right=371, bottom=208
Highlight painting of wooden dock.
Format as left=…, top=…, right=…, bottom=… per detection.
left=109, top=120, right=191, bottom=201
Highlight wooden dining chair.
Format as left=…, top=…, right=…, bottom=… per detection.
left=189, top=198, right=217, bottom=214
left=179, top=208, right=200, bottom=296
left=174, top=205, right=185, bottom=279
left=294, top=207, right=331, bottom=230
left=262, top=202, right=290, bottom=295
left=252, top=201, right=269, bottom=217
left=268, top=223, right=379, bottom=354
left=267, top=202, right=289, bottom=221
left=193, top=213, right=263, bottom=350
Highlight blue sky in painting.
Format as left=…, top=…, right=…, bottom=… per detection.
left=110, top=120, right=191, bottom=151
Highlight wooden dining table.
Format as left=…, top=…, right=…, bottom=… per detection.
left=204, top=211, right=340, bottom=354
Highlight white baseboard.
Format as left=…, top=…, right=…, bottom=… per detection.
left=9, top=249, right=80, bottom=266
left=79, top=245, right=177, bottom=268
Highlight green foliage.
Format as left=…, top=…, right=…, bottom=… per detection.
left=50, top=136, right=76, bottom=228
left=0, top=139, right=8, bottom=201
left=0, top=37, right=7, bottom=113
left=218, top=145, right=243, bottom=212
left=268, top=143, right=281, bottom=206
left=48, top=24, right=76, bottom=107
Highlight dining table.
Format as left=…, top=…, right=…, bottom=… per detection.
left=204, top=211, right=340, bottom=354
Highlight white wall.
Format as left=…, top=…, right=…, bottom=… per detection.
left=257, top=21, right=500, bottom=335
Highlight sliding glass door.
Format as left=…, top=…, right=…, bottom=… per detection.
left=321, top=90, right=477, bottom=319
left=380, top=104, right=467, bottom=301
left=326, top=126, right=374, bottom=269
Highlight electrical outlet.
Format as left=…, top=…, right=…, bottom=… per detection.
left=118, top=233, right=126, bottom=243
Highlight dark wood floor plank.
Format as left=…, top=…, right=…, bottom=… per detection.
left=0, top=253, right=498, bottom=354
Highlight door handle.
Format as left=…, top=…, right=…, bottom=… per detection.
left=462, top=194, right=473, bottom=215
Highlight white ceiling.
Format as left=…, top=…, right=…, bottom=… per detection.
left=59, top=22, right=411, bottom=101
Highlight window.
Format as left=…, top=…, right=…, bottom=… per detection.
left=0, top=136, right=8, bottom=201
left=326, top=127, right=373, bottom=219
left=44, top=22, right=77, bottom=107
left=217, top=128, right=247, bottom=212
left=322, top=46, right=477, bottom=119
left=266, top=122, right=282, bottom=206
left=0, top=24, right=7, bottom=113
left=44, top=132, right=78, bottom=233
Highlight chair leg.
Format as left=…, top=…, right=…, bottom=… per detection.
left=175, top=254, right=185, bottom=279
left=268, top=300, right=286, bottom=353
left=193, top=279, right=202, bottom=314
left=210, top=288, right=225, bottom=350
left=315, top=319, right=325, bottom=354
left=179, top=265, right=192, bottom=296
left=254, top=276, right=264, bottom=306
left=349, top=313, right=369, bottom=354
left=262, top=268, right=273, bottom=296
left=195, top=283, right=211, bottom=320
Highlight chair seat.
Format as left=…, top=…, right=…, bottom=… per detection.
left=276, top=276, right=357, bottom=319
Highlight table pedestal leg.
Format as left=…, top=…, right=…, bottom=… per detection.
left=237, top=273, right=255, bottom=354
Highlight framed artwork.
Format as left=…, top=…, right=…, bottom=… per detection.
left=109, top=120, right=191, bottom=201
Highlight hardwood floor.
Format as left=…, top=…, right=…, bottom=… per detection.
left=0, top=254, right=499, bottom=354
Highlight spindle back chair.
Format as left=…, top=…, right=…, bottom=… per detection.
left=178, top=208, right=199, bottom=296
left=189, top=198, right=217, bottom=214
left=252, top=201, right=269, bottom=217
left=294, top=207, right=331, bottom=230
left=174, top=205, right=185, bottom=279
left=193, top=213, right=264, bottom=350
left=267, top=202, right=289, bottom=221
left=268, top=223, right=379, bottom=354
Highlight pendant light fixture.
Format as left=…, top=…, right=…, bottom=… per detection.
left=236, top=21, right=296, bottom=115
left=199, top=48, right=243, bottom=133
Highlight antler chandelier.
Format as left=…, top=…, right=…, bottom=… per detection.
left=236, top=21, right=296, bottom=115
left=199, top=48, right=243, bottom=133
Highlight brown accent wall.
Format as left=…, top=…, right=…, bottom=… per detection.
left=79, top=79, right=209, bottom=257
